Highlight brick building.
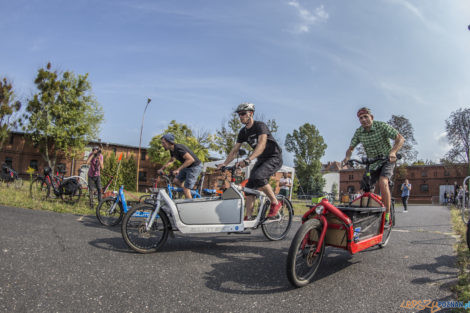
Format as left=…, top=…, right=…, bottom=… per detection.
left=340, top=163, right=469, bottom=204
left=0, top=132, right=157, bottom=190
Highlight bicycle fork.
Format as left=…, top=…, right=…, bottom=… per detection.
left=146, top=194, right=162, bottom=231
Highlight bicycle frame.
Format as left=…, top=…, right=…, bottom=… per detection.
left=144, top=181, right=270, bottom=234
left=302, top=193, right=387, bottom=255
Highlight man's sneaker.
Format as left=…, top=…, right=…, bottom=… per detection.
left=267, top=201, right=283, bottom=217
left=403, top=209, right=408, bottom=213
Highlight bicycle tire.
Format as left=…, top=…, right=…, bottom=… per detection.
left=466, top=219, right=470, bottom=251
left=379, top=201, right=395, bottom=248
left=286, top=219, right=325, bottom=287
left=13, top=178, right=23, bottom=189
left=121, top=203, right=170, bottom=254
left=30, top=177, right=50, bottom=200
left=96, top=197, right=123, bottom=226
left=261, top=196, right=293, bottom=241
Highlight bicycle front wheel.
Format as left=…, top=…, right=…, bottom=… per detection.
left=30, top=177, right=50, bottom=200
left=261, top=197, right=293, bottom=241
left=121, top=203, right=170, bottom=253
left=96, top=197, right=123, bottom=226
left=286, top=219, right=325, bottom=287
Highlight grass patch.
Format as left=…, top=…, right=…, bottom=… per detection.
left=450, top=206, right=470, bottom=307
left=0, top=182, right=146, bottom=216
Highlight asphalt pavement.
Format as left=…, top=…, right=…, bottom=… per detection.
left=0, top=204, right=460, bottom=313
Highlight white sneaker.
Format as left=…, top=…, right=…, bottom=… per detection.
left=403, top=209, right=408, bottom=213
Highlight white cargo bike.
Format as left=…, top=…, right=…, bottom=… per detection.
left=121, top=155, right=294, bottom=254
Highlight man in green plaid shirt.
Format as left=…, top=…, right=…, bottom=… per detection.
left=342, top=107, right=404, bottom=224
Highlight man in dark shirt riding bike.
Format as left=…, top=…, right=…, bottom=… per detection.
left=217, top=103, right=283, bottom=220
left=342, top=107, right=404, bottom=224
left=159, top=133, right=203, bottom=199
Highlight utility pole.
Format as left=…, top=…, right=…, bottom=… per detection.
left=136, top=98, right=152, bottom=192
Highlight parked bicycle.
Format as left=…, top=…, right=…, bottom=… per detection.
left=30, top=167, right=81, bottom=204
left=96, top=185, right=140, bottom=226
left=121, top=163, right=294, bottom=254
left=286, top=154, right=399, bottom=287
left=0, top=163, right=23, bottom=189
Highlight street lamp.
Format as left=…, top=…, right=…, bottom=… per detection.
left=136, top=98, right=152, bottom=192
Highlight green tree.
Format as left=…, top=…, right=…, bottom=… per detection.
left=445, top=108, right=470, bottom=173
left=23, top=63, right=104, bottom=170
left=285, top=123, right=327, bottom=195
left=0, top=78, right=22, bottom=148
left=387, top=114, right=418, bottom=163
left=101, top=153, right=137, bottom=192
left=148, top=120, right=213, bottom=168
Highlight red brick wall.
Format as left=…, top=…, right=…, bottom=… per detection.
left=340, top=164, right=468, bottom=204
left=0, top=132, right=158, bottom=190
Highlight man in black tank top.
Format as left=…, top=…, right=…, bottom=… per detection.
left=217, top=103, right=283, bottom=220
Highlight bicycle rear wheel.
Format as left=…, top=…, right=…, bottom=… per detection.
left=261, top=196, right=293, bottom=241
left=60, top=185, right=82, bottom=205
left=96, top=197, right=123, bottom=226
left=121, top=203, right=170, bottom=253
left=30, top=177, right=50, bottom=200
left=286, top=219, right=325, bottom=287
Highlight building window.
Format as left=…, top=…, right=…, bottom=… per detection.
left=444, top=170, right=450, bottom=176
left=217, top=179, right=224, bottom=188
left=141, top=150, right=146, bottom=161
left=5, top=157, right=12, bottom=168
left=139, top=171, right=147, bottom=182
left=9, top=134, right=14, bottom=145
left=421, top=171, right=427, bottom=177
left=420, top=184, right=429, bottom=193
left=434, top=171, right=437, bottom=177
left=30, top=160, right=38, bottom=170
left=348, top=174, right=354, bottom=180
left=347, top=186, right=355, bottom=193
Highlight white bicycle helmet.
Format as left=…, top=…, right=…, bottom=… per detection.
left=235, top=102, right=255, bottom=113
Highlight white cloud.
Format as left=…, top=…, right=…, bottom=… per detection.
left=385, top=0, right=443, bottom=32
left=287, top=1, right=329, bottom=33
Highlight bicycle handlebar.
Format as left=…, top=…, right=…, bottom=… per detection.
left=348, top=153, right=402, bottom=167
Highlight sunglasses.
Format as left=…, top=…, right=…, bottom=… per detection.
left=238, top=111, right=249, bottom=116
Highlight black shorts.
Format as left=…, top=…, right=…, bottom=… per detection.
left=246, top=156, right=283, bottom=189
left=368, top=161, right=395, bottom=186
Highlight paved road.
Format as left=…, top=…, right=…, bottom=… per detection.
left=0, top=204, right=459, bottom=313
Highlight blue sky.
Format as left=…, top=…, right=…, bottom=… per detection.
left=1, top=0, right=470, bottom=166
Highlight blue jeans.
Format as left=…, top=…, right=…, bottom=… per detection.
left=176, top=164, right=203, bottom=189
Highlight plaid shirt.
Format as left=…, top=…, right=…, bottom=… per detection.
left=350, top=121, right=399, bottom=170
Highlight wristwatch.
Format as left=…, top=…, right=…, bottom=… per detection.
left=244, top=158, right=251, bottom=165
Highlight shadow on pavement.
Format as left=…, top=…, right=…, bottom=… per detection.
left=409, top=255, right=458, bottom=291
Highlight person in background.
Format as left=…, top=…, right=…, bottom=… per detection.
left=279, top=172, right=292, bottom=198
left=87, top=146, right=104, bottom=208
left=401, top=179, right=411, bottom=212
